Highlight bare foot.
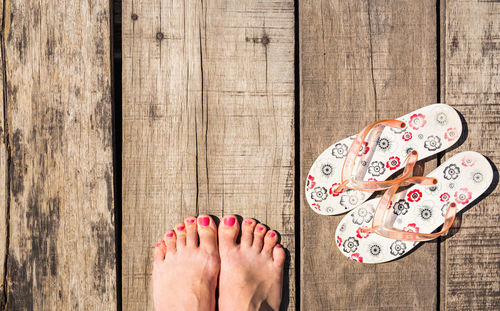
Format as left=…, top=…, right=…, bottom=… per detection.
left=218, top=215, right=286, bottom=311
left=152, top=215, right=220, bottom=311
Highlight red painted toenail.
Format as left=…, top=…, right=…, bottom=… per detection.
left=258, top=226, right=264, bottom=231
left=167, top=232, right=174, bottom=238
left=244, top=219, right=253, bottom=225
left=269, top=232, right=276, bottom=237
left=156, top=242, right=161, bottom=247
left=276, top=244, right=282, bottom=248
left=198, top=217, right=210, bottom=226
left=177, top=225, right=185, bottom=231
left=224, top=216, right=235, bottom=226
left=187, top=219, right=195, bottom=224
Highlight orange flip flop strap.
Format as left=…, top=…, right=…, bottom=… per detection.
left=360, top=157, right=457, bottom=242
left=333, top=119, right=409, bottom=194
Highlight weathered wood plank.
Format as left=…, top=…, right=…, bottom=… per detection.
left=0, top=0, right=6, bottom=305
left=443, top=1, right=500, bottom=310
left=122, top=0, right=295, bottom=309
left=300, top=1, right=438, bottom=309
left=1, top=0, right=115, bottom=309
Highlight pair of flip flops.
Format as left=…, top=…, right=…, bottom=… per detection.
left=306, top=104, right=494, bottom=264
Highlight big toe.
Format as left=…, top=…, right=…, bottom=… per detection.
left=218, top=214, right=239, bottom=252
left=197, top=215, right=218, bottom=252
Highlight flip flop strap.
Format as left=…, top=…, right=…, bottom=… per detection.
left=360, top=153, right=457, bottom=242
left=333, top=119, right=410, bottom=194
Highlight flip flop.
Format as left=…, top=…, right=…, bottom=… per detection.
left=335, top=151, right=493, bottom=264
left=306, top=104, right=462, bottom=215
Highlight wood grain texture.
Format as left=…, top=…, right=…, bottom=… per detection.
left=1, top=0, right=115, bottom=309
left=300, top=1, right=439, bottom=309
left=122, top=0, right=295, bottom=309
left=0, top=0, right=5, bottom=305
left=443, top=1, right=500, bottom=310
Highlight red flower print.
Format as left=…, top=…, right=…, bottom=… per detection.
left=461, top=157, right=476, bottom=167
left=444, top=127, right=458, bottom=142
left=440, top=192, right=450, bottom=202
left=403, top=223, right=420, bottom=233
left=312, top=203, right=321, bottom=211
left=402, top=132, right=413, bottom=141
left=336, top=236, right=342, bottom=247
left=329, top=182, right=344, bottom=196
left=306, top=175, right=316, bottom=191
left=387, top=200, right=393, bottom=209
left=368, top=178, right=378, bottom=182
left=358, top=141, right=370, bottom=156
left=407, top=189, right=422, bottom=202
left=386, top=156, right=401, bottom=170
left=409, top=113, right=427, bottom=130
left=349, top=253, right=363, bottom=263
left=454, top=188, right=472, bottom=204
left=356, top=226, right=370, bottom=239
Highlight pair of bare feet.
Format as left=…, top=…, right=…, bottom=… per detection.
left=152, top=214, right=286, bottom=311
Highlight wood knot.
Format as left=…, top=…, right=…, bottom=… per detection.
left=156, top=32, right=164, bottom=41
left=131, top=13, right=138, bottom=20
left=261, top=35, right=270, bottom=46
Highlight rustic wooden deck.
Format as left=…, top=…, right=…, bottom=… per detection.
left=0, top=0, right=499, bottom=310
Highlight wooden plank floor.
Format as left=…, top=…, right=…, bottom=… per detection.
left=0, top=0, right=499, bottom=310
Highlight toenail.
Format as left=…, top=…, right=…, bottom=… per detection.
left=156, top=242, right=161, bottom=247
left=269, top=232, right=276, bottom=237
left=187, top=218, right=195, bottom=224
left=244, top=219, right=253, bottom=225
left=224, top=216, right=235, bottom=226
left=257, top=226, right=264, bottom=231
left=276, top=244, right=282, bottom=248
left=177, top=225, right=185, bottom=231
left=167, top=232, right=174, bottom=238
left=198, top=216, right=210, bottom=226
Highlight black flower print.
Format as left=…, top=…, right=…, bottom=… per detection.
left=441, top=202, right=450, bottom=217
left=449, top=182, right=455, bottom=189
left=321, top=163, right=334, bottom=177
left=393, top=199, right=410, bottom=215
left=340, top=192, right=365, bottom=209
left=418, top=134, right=424, bottom=140
left=425, top=183, right=441, bottom=196
left=390, top=240, right=407, bottom=256
left=377, top=137, right=391, bottom=151
left=361, top=160, right=367, bottom=166
left=311, top=187, right=328, bottom=202
left=420, top=207, right=433, bottom=220
left=443, top=164, right=460, bottom=180
left=351, top=206, right=374, bottom=225
left=332, top=143, right=348, bottom=159
left=325, top=206, right=334, bottom=214
left=424, top=135, right=442, bottom=151
left=472, top=172, right=483, bottom=183
left=339, top=223, right=346, bottom=232
left=368, top=161, right=385, bottom=177
left=435, top=111, right=448, bottom=126
left=342, top=237, right=359, bottom=253
left=369, top=244, right=381, bottom=256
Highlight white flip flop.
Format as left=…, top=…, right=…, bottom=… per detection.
left=335, top=151, right=494, bottom=264
left=306, top=104, right=463, bottom=215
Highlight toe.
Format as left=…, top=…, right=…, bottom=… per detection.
left=185, top=216, right=198, bottom=248
left=153, top=240, right=166, bottom=262
left=272, top=244, right=286, bottom=268
left=197, top=215, right=218, bottom=252
left=252, top=223, right=267, bottom=251
left=174, top=222, right=186, bottom=248
left=218, top=214, right=240, bottom=252
left=262, top=229, right=278, bottom=255
left=240, top=218, right=256, bottom=247
left=164, top=230, right=177, bottom=254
